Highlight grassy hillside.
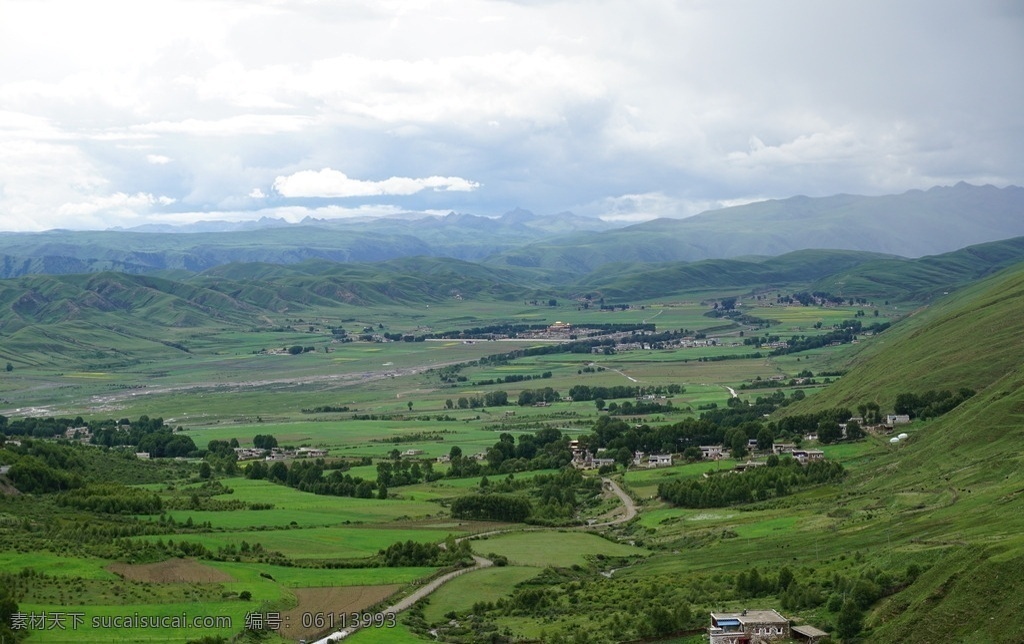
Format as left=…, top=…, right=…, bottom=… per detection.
left=812, top=235, right=1024, bottom=300
left=786, top=260, right=1024, bottom=414
left=758, top=260, right=1024, bottom=641
left=573, top=249, right=893, bottom=299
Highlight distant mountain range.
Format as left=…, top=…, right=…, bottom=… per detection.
left=488, top=183, right=1024, bottom=271
left=0, top=182, right=1021, bottom=279
left=0, top=208, right=617, bottom=278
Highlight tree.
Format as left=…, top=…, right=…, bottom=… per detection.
left=253, top=434, right=278, bottom=450
left=4, top=362, right=11, bottom=372
left=845, top=419, right=865, bottom=440
left=682, top=446, right=702, bottom=462
left=445, top=399, right=454, bottom=409
left=595, top=398, right=605, bottom=411
left=407, top=401, right=413, bottom=412
left=288, top=345, right=304, bottom=355
left=836, top=600, right=864, bottom=640
left=818, top=420, right=843, bottom=444
left=198, top=462, right=212, bottom=479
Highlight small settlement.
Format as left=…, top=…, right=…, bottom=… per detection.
left=709, top=609, right=828, bottom=644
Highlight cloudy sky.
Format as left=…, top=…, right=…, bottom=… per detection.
left=1, top=0, right=1022, bottom=231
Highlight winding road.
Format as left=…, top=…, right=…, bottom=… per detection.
left=308, top=477, right=636, bottom=643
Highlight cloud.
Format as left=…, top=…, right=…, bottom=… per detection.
left=131, top=114, right=317, bottom=137
left=272, top=168, right=480, bottom=198
left=1, top=1, right=1021, bottom=230
left=136, top=203, right=448, bottom=225
left=57, top=192, right=177, bottom=217
left=587, top=192, right=768, bottom=223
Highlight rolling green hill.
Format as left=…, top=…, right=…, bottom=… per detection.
left=765, top=259, right=1024, bottom=641
left=572, top=249, right=895, bottom=299
left=573, top=236, right=1024, bottom=302
left=811, top=235, right=1024, bottom=300
left=786, top=260, right=1024, bottom=414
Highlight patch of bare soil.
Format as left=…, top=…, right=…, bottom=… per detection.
left=278, top=584, right=401, bottom=641
left=107, top=558, right=235, bottom=583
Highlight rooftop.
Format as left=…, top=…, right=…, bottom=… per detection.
left=792, top=624, right=829, bottom=638
left=711, top=609, right=788, bottom=625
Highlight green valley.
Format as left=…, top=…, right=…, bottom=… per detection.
left=0, top=236, right=1023, bottom=644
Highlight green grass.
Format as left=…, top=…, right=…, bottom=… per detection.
left=156, top=477, right=444, bottom=529
left=470, top=531, right=650, bottom=567
left=0, top=552, right=119, bottom=579
left=135, top=526, right=464, bottom=560
left=421, top=565, right=540, bottom=623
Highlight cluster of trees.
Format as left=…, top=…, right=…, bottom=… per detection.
left=301, top=404, right=351, bottom=413
left=602, top=399, right=675, bottom=416
left=89, top=416, right=197, bottom=457
left=517, top=387, right=561, bottom=406
left=579, top=392, right=853, bottom=458
left=450, top=468, right=600, bottom=525
left=0, top=414, right=195, bottom=453
left=567, top=384, right=683, bottom=402
left=772, top=320, right=891, bottom=355
left=778, top=290, right=847, bottom=306
left=0, top=587, right=22, bottom=643
left=479, top=428, right=572, bottom=473
left=245, top=459, right=378, bottom=499
left=658, top=458, right=846, bottom=508
left=0, top=415, right=86, bottom=438
left=894, top=388, right=976, bottom=419
left=56, top=483, right=162, bottom=514
left=473, top=372, right=553, bottom=386
left=528, top=469, right=602, bottom=523
left=735, top=566, right=798, bottom=599
left=450, top=493, right=532, bottom=522
left=252, top=434, right=278, bottom=449
left=743, top=334, right=782, bottom=346
left=7, top=454, right=83, bottom=493
left=376, top=458, right=441, bottom=488
left=377, top=538, right=471, bottom=567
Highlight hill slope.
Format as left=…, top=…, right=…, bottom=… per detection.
left=775, top=261, right=1024, bottom=642
left=787, top=260, right=1024, bottom=414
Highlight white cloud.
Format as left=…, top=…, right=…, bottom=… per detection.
left=272, top=168, right=480, bottom=198
left=140, top=203, right=448, bottom=225
left=588, top=192, right=769, bottom=223
left=57, top=192, right=177, bottom=217
left=249, top=188, right=267, bottom=199
left=131, top=114, right=317, bottom=137
left=0, top=0, right=1021, bottom=230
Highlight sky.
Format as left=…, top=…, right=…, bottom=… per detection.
left=1, top=0, right=1022, bottom=231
